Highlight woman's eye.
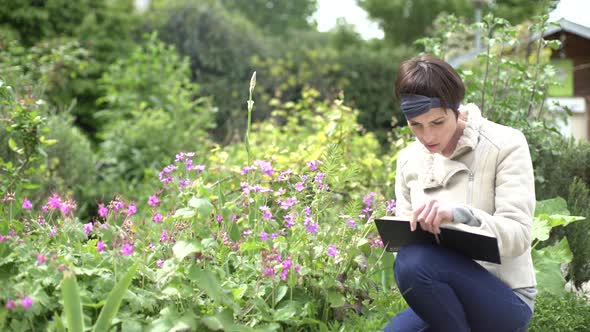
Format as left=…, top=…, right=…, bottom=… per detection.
left=432, top=121, right=443, bottom=126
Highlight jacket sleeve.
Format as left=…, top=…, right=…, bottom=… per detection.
left=468, top=130, right=535, bottom=258
left=394, top=150, right=412, bottom=217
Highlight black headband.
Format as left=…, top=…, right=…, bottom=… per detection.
left=400, top=94, right=458, bottom=119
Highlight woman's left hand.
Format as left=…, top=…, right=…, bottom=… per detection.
left=410, top=199, right=454, bottom=234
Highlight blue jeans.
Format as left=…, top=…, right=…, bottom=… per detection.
left=384, top=244, right=532, bottom=332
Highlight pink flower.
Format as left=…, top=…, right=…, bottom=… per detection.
left=5, top=298, right=16, bottom=310
left=160, top=231, right=168, bottom=242
left=281, top=258, right=293, bottom=280
left=262, top=266, right=275, bottom=277
left=152, top=213, right=163, bottom=223
left=21, top=297, right=33, bottom=309
left=259, top=206, right=274, bottom=220
left=157, top=259, right=164, bottom=268
left=113, top=201, right=124, bottom=211
left=37, top=253, right=46, bottom=265
left=254, top=160, right=274, bottom=176
left=48, top=194, right=61, bottom=209
left=327, top=245, right=339, bottom=257
left=97, top=241, right=106, bottom=252
left=147, top=195, right=160, bottom=207
left=127, top=204, right=137, bottom=215
left=49, top=227, right=58, bottom=239
left=260, top=231, right=268, bottom=241
left=386, top=199, right=397, bottom=215
left=22, top=199, right=33, bottom=210
left=121, top=243, right=134, bottom=256
left=294, top=182, right=305, bottom=192
left=84, top=222, right=93, bottom=235
left=307, top=160, right=322, bottom=171
left=216, top=215, right=223, bottom=223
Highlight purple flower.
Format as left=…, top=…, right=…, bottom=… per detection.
left=271, top=233, right=278, bottom=240
left=194, top=165, right=206, bottom=173
left=260, top=231, right=268, bottom=241
left=84, top=222, right=93, bottom=235
left=127, top=204, right=137, bottom=216
left=5, top=299, right=16, bottom=310
left=48, top=194, right=61, bottom=210
left=37, top=253, right=46, bottom=265
left=113, top=201, right=124, bottom=211
left=97, top=241, right=106, bottom=252
left=262, top=266, right=275, bottom=277
left=152, top=213, right=163, bottom=223
left=216, top=214, right=223, bottom=223
left=283, top=214, right=296, bottom=228
left=363, top=192, right=376, bottom=207
left=160, top=231, right=168, bottom=242
left=304, top=206, right=312, bottom=216
left=386, top=199, right=397, bottom=215
left=254, top=160, right=274, bottom=176
left=371, top=238, right=384, bottom=248
left=243, top=230, right=253, bottom=236
left=307, top=160, right=322, bottom=171
left=278, top=169, right=292, bottom=181
left=22, top=199, right=33, bottom=210
left=98, top=204, right=108, bottom=218
left=259, top=206, right=274, bottom=220
left=281, top=258, right=293, bottom=280
left=121, top=243, right=134, bottom=256
left=60, top=203, right=71, bottom=215
left=348, top=218, right=356, bottom=228
left=21, top=297, right=33, bottom=309
left=157, top=259, right=164, bottom=268
left=305, top=223, right=318, bottom=234
left=49, top=227, right=58, bottom=239
left=294, top=182, right=305, bottom=192
left=148, top=195, right=160, bottom=207
left=327, top=245, right=339, bottom=257
left=241, top=166, right=255, bottom=175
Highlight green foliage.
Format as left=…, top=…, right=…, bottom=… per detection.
left=529, top=292, right=590, bottom=332
left=358, top=0, right=474, bottom=45
left=146, top=1, right=268, bottom=142
left=97, top=33, right=216, bottom=191
left=532, top=197, right=586, bottom=296
left=220, top=0, right=318, bottom=35
left=0, top=0, right=141, bottom=135
left=565, top=178, right=590, bottom=287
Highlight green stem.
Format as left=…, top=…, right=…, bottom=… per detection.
left=527, top=29, right=545, bottom=118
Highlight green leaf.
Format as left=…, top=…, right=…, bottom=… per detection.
left=327, top=290, right=346, bottom=308
left=532, top=216, right=551, bottom=242
left=7, top=138, right=22, bottom=154
left=275, top=285, right=288, bottom=303
left=172, top=240, right=202, bottom=260
left=533, top=238, right=572, bottom=296
left=173, top=207, right=195, bottom=219
left=188, top=265, right=238, bottom=311
left=201, top=309, right=248, bottom=331
left=231, top=285, right=247, bottom=301
left=228, top=222, right=241, bottom=242
left=273, top=301, right=299, bottom=321
left=535, top=197, right=569, bottom=216
left=92, top=262, right=139, bottom=332
left=188, top=197, right=214, bottom=218
left=61, top=271, right=84, bottom=332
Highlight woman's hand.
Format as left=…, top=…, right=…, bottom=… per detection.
left=409, top=199, right=454, bottom=234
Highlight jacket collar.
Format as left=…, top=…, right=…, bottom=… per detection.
left=420, top=103, right=484, bottom=189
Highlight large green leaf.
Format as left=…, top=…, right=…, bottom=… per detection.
left=173, top=207, right=196, bottom=219
left=201, top=309, right=252, bottom=332
left=61, top=271, right=84, bottom=332
left=92, top=262, right=139, bottom=332
left=534, top=197, right=569, bottom=216
left=172, top=240, right=202, bottom=260
left=532, top=238, right=573, bottom=296
left=188, top=196, right=214, bottom=218
left=273, top=301, right=300, bottom=321
left=531, top=217, right=551, bottom=242
left=188, top=264, right=239, bottom=311
left=327, top=290, right=346, bottom=308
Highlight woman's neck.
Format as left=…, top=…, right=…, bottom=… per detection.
left=441, top=119, right=466, bottom=157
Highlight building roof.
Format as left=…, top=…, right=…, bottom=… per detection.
left=545, top=0, right=590, bottom=39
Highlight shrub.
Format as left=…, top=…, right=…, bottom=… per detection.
left=529, top=292, right=590, bottom=332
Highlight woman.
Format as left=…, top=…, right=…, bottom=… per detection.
left=384, top=55, right=536, bottom=332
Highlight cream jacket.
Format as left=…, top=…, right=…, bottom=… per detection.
left=394, top=103, right=537, bottom=289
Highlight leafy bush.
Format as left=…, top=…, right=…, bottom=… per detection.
left=97, top=33, right=216, bottom=195
left=529, top=292, right=590, bottom=332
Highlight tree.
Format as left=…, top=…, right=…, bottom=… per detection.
left=220, top=0, right=318, bottom=35
left=358, top=0, right=474, bottom=46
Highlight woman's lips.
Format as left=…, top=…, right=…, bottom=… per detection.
left=425, top=143, right=439, bottom=150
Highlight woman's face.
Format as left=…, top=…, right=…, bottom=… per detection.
left=407, top=107, right=459, bottom=155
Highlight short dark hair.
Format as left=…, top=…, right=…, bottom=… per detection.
left=395, top=55, right=465, bottom=113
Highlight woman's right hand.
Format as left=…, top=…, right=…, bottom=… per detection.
left=410, top=199, right=454, bottom=234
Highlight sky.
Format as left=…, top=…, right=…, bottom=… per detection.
left=313, top=0, right=384, bottom=39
